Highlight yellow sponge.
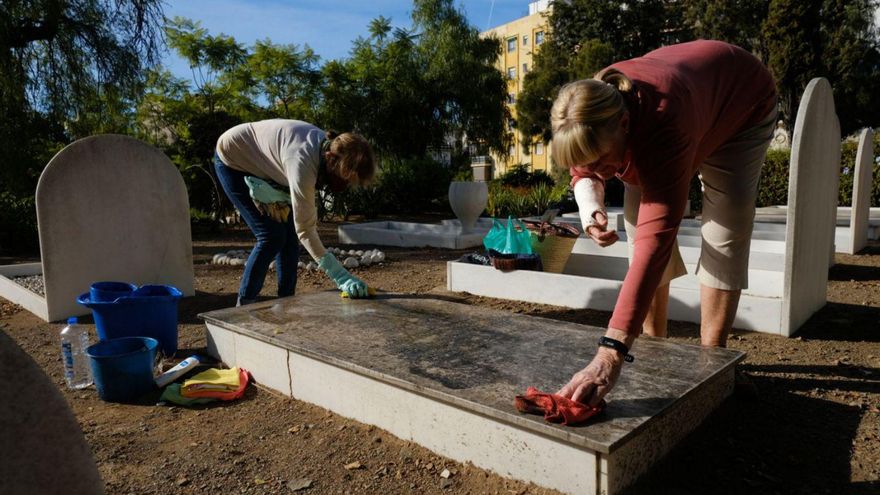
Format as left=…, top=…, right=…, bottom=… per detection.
left=340, top=287, right=378, bottom=299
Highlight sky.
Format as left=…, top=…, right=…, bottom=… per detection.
left=161, top=1, right=880, bottom=83
left=161, top=0, right=534, bottom=81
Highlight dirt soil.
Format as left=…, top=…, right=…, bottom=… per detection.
left=2, top=217, right=879, bottom=495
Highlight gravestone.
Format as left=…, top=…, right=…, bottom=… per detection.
left=844, top=128, right=874, bottom=254
left=32, top=134, right=194, bottom=321
left=0, top=332, right=105, bottom=494
left=782, top=78, right=841, bottom=334
left=200, top=292, right=743, bottom=495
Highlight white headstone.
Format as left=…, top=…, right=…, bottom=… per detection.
left=847, top=128, right=874, bottom=254
left=782, top=78, right=841, bottom=336
left=36, top=134, right=194, bottom=321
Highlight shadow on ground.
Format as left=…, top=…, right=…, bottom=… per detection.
left=625, top=369, right=869, bottom=494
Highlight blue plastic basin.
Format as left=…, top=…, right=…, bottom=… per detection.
left=86, top=337, right=158, bottom=402
left=89, top=281, right=137, bottom=302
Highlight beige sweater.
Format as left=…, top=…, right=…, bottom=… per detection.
left=216, top=119, right=327, bottom=260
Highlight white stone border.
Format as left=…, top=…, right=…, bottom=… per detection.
left=446, top=261, right=784, bottom=334
left=338, top=221, right=489, bottom=249
left=0, top=263, right=51, bottom=321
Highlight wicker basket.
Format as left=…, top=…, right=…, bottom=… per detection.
left=523, top=220, right=580, bottom=273
left=487, top=249, right=543, bottom=272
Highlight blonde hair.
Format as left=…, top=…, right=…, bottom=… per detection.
left=550, top=68, right=633, bottom=169
left=326, top=131, right=377, bottom=186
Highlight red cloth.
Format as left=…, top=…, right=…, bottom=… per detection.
left=514, top=386, right=605, bottom=426
left=570, top=40, right=777, bottom=334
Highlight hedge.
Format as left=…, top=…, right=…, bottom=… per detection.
left=756, top=131, right=880, bottom=208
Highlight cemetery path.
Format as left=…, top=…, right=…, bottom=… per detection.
left=1, top=219, right=878, bottom=494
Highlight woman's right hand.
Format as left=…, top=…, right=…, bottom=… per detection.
left=586, top=211, right=619, bottom=247
left=318, top=252, right=370, bottom=298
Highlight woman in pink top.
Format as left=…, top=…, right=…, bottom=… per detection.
left=552, top=40, right=777, bottom=406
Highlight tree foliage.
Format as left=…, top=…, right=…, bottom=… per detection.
left=683, top=0, right=769, bottom=54
left=517, top=0, right=678, bottom=150
left=0, top=0, right=164, bottom=120
left=319, top=0, right=509, bottom=159
left=0, top=0, right=165, bottom=252
left=516, top=0, right=880, bottom=152
left=244, top=40, right=321, bottom=120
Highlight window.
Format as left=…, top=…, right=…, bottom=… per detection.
left=508, top=119, right=516, bottom=131
left=507, top=37, right=517, bottom=52
left=535, top=143, right=544, bottom=155
left=507, top=67, right=516, bottom=80
left=535, top=31, right=545, bottom=45
left=507, top=93, right=516, bottom=104
left=523, top=63, right=528, bottom=74
left=509, top=145, right=516, bottom=158
left=522, top=34, right=529, bottom=46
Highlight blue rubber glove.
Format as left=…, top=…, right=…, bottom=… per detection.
left=318, top=252, right=369, bottom=298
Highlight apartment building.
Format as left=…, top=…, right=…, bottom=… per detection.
left=481, top=0, right=552, bottom=176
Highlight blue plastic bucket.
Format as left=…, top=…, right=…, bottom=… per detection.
left=86, top=337, right=158, bottom=402
left=89, top=281, right=137, bottom=303
left=77, top=284, right=182, bottom=357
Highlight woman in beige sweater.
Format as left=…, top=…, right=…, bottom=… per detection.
left=215, top=119, right=376, bottom=305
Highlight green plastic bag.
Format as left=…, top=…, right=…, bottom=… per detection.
left=482, top=216, right=534, bottom=255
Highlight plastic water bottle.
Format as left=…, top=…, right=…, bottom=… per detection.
left=61, top=317, right=93, bottom=389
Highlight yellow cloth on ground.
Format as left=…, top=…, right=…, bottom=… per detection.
left=182, top=367, right=241, bottom=395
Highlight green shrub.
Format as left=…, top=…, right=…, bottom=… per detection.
left=335, top=185, right=385, bottom=220
left=487, top=181, right=529, bottom=217
left=756, top=148, right=791, bottom=207
left=499, top=164, right=555, bottom=188
left=486, top=180, right=573, bottom=218
left=324, top=156, right=454, bottom=218
left=528, top=183, right=555, bottom=215
left=754, top=131, right=880, bottom=208
left=452, top=168, right=473, bottom=182
left=0, top=192, right=38, bottom=254
left=838, top=132, right=880, bottom=207
left=375, top=156, right=454, bottom=213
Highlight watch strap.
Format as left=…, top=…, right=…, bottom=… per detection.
left=598, top=336, right=634, bottom=363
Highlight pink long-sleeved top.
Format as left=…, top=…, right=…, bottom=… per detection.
left=570, top=40, right=777, bottom=334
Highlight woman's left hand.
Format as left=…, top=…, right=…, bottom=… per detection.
left=557, top=347, right=624, bottom=407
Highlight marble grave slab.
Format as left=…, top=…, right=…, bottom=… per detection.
left=200, top=291, right=743, bottom=495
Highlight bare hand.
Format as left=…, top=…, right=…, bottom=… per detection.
left=557, top=347, right=623, bottom=407
left=586, top=211, right=619, bottom=247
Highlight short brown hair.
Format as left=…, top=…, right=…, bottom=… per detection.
left=326, top=131, right=377, bottom=186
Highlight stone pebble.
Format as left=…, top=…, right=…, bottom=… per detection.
left=210, top=247, right=386, bottom=271
left=11, top=275, right=46, bottom=296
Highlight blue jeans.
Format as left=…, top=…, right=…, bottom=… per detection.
left=214, top=155, right=299, bottom=305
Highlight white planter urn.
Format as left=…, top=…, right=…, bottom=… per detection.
left=448, top=181, right=488, bottom=233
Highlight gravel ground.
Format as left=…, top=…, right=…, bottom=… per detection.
left=11, top=274, right=45, bottom=296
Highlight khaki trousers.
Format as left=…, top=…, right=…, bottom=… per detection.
left=623, top=109, right=777, bottom=290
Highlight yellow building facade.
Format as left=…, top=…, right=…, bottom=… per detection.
left=481, top=1, right=552, bottom=176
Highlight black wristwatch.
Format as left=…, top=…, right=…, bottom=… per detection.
left=598, top=336, right=634, bottom=362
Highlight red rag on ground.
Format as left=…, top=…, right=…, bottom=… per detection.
left=514, top=386, right=605, bottom=426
